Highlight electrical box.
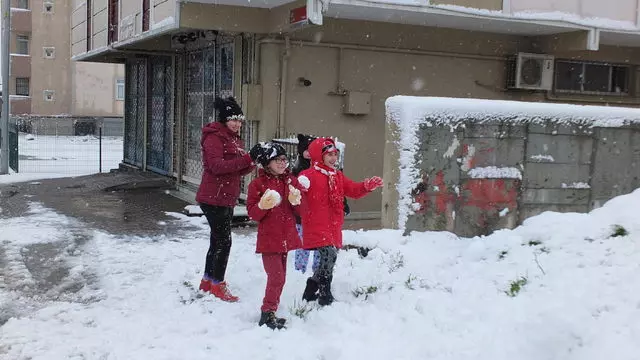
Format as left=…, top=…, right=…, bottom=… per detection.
left=241, top=84, right=262, bottom=120
left=343, top=91, right=371, bottom=115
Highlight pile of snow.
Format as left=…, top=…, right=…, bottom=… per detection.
left=2, top=189, right=640, bottom=359
left=468, top=166, right=522, bottom=180
left=384, top=96, right=640, bottom=229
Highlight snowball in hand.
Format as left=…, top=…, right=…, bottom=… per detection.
left=298, top=175, right=310, bottom=189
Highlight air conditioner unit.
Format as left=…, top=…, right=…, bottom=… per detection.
left=506, top=53, right=555, bottom=91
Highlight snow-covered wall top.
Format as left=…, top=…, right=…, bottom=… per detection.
left=384, top=96, right=640, bottom=231
left=385, top=96, right=640, bottom=129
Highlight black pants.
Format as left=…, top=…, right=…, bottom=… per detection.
left=201, top=204, right=234, bottom=282
left=310, top=246, right=338, bottom=283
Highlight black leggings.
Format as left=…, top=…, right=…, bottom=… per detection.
left=201, top=204, right=234, bottom=282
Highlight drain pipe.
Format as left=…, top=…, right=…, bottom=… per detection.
left=277, top=36, right=291, bottom=138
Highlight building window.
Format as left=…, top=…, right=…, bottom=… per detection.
left=43, top=1, right=54, bottom=13
left=555, top=60, right=630, bottom=95
left=43, top=90, right=55, bottom=102
left=43, top=47, right=55, bottom=59
left=142, top=0, right=150, bottom=31
left=86, top=0, right=92, bottom=52
left=16, top=35, right=29, bottom=55
left=15, top=78, right=30, bottom=96
left=16, top=0, right=29, bottom=9
left=116, top=79, right=125, bottom=100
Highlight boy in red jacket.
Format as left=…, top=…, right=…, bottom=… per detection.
left=298, top=137, right=383, bottom=306
left=246, top=142, right=304, bottom=330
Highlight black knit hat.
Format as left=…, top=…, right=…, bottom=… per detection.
left=256, top=142, right=288, bottom=168
left=214, top=96, right=244, bottom=123
left=297, top=133, right=316, bottom=155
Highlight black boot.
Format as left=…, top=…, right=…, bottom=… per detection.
left=302, top=277, right=319, bottom=302
left=259, top=312, right=286, bottom=330
left=318, top=276, right=335, bottom=306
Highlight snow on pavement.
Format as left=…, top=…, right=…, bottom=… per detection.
left=2, top=189, right=640, bottom=359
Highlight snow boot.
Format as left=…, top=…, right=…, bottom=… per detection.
left=302, top=277, right=319, bottom=302
left=209, top=281, right=239, bottom=302
left=259, top=312, right=286, bottom=330
left=317, top=276, right=335, bottom=306
left=199, top=278, right=212, bottom=292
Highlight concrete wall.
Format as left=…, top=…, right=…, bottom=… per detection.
left=383, top=120, right=640, bottom=237
left=15, top=116, right=124, bottom=136
left=71, top=62, right=125, bottom=117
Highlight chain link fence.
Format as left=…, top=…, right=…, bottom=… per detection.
left=14, top=117, right=123, bottom=175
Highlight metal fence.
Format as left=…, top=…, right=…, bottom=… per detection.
left=14, top=118, right=123, bottom=175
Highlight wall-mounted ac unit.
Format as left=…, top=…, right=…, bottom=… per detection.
left=506, top=52, right=555, bottom=91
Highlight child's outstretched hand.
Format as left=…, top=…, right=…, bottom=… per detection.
left=364, top=176, right=384, bottom=191
left=288, top=185, right=302, bottom=206
left=258, top=189, right=281, bottom=210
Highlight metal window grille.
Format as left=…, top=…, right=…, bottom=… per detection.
left=15, top=78, right=30, bottom=96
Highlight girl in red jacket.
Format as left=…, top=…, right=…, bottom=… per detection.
left=298, top=137, right=383, bottom=306
left=195, top=96, right=260, bottom=302
left=246, top=142, right=304, bottom=330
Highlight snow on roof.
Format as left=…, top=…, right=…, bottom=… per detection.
left=386, top=96, right=640, bottom=128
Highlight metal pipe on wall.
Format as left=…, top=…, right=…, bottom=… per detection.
left=0, top=1, right=10, bottom=174
left=277, top=36, right=291, bottom=138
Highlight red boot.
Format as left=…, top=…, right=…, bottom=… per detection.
left=209, top=281, right=239, bottom=302
left=199, top=278, right=212, bottom=292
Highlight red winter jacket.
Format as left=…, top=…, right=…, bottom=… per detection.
left=246, top=169, right=303, bottom=254
left=299, top=138, right=371, bottom=250
left=195, top=122, right=255, bottom=207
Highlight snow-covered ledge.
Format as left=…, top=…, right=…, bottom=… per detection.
left=382, top=96, right=640, bottom=235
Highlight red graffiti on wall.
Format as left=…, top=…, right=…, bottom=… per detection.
left=462, top=179, right=519, bottom=210
left=412, top=170, right=456, bottom=215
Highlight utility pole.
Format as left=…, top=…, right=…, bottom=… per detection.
left=0, top=0, right=10, bottom=174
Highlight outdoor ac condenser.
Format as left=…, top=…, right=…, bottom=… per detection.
left=506, top=52, right=555, bottom=91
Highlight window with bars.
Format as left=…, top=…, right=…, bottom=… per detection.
left=555, top=60, right=631, bottom=95
left=16, top=35, right=29, bottom=55
left=16, top=78, right=30, bottom=96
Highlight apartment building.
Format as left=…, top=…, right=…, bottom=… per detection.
left=71, top=0, right=640, bottom=217
left=8, top=0, right=124, bottom=135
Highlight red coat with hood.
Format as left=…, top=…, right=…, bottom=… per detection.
left=299, top=138, right=371, bottom=249
left=246, top=169, right=303, bottom=253
left=195, top=122, right=254, bottom=207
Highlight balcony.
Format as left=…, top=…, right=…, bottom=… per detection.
left=10, top=7, right=31, bottom=33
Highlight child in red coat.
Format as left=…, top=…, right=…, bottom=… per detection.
left=246, top=142, right=304, bottom=330
left=298, top=137, right=383, bottom=306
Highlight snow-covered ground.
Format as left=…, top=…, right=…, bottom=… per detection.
left=16, top=134, right=123, bottom=175
left=2, top=183, right=639, bottom=359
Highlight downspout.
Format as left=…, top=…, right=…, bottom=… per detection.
left=277, top=36, right=291, bottom=138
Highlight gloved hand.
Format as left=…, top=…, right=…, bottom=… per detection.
left=249, top=144, right=264, bottom=163
left=258, top=189, right=281, bottom=210
left=364, top=176, right=383, bottom=191
left=288, top=185, right=302, bottom=206
left=298, top=175, right=310, bottom=190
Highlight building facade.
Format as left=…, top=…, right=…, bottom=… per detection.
left=8, top=0, right=123, bottom=135
left=70, top=0, right=640, bottom=218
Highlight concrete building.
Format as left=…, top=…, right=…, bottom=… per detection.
left=71, top=0, right=640, bottom=218
left=8, top=0, right=123, bottom=135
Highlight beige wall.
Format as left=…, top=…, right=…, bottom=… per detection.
left=30, top=0, right=72, bottom=115
left=179, top=1, right=303, bottom=34
left=71, top=62, right=125, bottom=117
left=153, top=0, right=176, bottom=23
left=257, top=18, right=640, bottom=214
